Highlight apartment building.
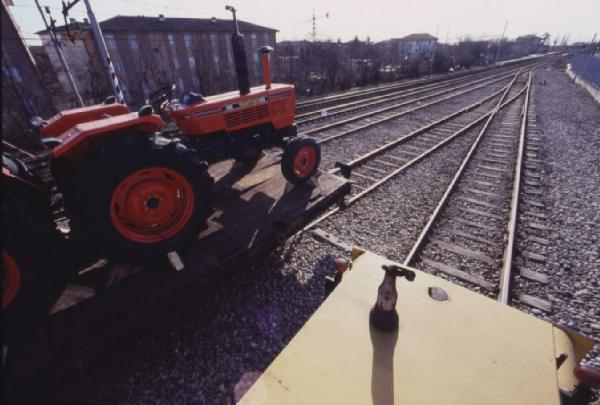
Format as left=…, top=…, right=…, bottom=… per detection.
left=37, top=15, right=278, bottom=107
left=376, top=33, right=438, bottom=67
left=2, top=0, right=54, bottom=139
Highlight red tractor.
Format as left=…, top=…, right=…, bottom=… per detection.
left=2, top=6, right=320, bottom=341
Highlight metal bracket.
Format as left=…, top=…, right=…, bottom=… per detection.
left=335, top=162, right=352, bottom=178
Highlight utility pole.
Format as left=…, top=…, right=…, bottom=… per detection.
left=494, top=20, right=508, bottom=66
left=82, top=0, right=124, bottom=104
left=34, top=0, right=84, bottom=107
left=429, top=26, right=439, bottom=78
left=311, top=9, right=316, bottom=41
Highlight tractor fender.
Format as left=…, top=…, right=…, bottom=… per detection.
left=41, top=103, right=131, bottom=138
left=51, top=112, right=166, bottom=162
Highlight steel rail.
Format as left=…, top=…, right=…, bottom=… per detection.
left=296, top=71, right=461, bottom=110
left=335, top=82, right=512, bottom=172
left=295, top=67, right=518, bottom=122
left=301, top=71, right=529, bottom=232
left=302, top=71, right=516, bottom=138
left=497, top=70, right=533, bottom=304
left=295, top=55, right=546, bottom=111
left=402, top=71, right=524, bottom=267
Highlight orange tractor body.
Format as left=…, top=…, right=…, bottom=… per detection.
left=169, top=83, right=296, bottom=136
left=2, top=6, right=321, bottom=349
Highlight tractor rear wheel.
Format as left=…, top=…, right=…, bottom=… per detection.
left=281, top=137, right=321, bottom=184
left=2, top=190, right=62, bottom=346
left=69, top=136, right=213, bottom=262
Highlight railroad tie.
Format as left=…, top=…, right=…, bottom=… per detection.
left=519, top=268, right=549, bottom=284
left=421, top=258, right=495, bottom=291
left=518, top=294, right=552, bottom=312
left=431, top=239, right=497, bottom=266
left=521, top=250, right=546, bottom=263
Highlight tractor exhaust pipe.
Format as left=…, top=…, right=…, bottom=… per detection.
left=226, top=5, right=250, bottom=96
left=258, top=46, right=273, bottom=90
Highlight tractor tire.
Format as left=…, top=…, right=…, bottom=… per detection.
left=2, top=190, right=61, bottom=346
left=281, top=137, right=321, bottom=185
left=68, top=135, right=214, bottom=262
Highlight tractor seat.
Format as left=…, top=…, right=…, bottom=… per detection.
left=180, top=92, right=205, bottom=105
left=41, top=137, right=63, bottom=149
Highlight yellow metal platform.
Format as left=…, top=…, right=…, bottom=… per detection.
left=239, top=250, right=593, bottom=405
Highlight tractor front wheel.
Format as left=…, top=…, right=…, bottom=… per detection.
left=281, top=137, right=321, bottom=185
left=69, top=136, right=213, bottom=261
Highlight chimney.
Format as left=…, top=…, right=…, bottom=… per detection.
left=69, top=18, right=76, bottom=24
left=83, top=17, right=89, bottom=24
left=158, top=14, right=165, bottom=22
left=210, top=16, right=217, bottom=24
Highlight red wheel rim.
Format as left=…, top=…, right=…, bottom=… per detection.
left=293, top=146, right=317, bottom=178
left=2, top=251, right=21, bottom=308
left=110, top=167, right=195, bottom=244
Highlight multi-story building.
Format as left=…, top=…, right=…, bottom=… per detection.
left=376, top=33, right=438, bottom=67
left=37, top=14, right=278, bottom=107
left=512, top=35, right=545, bottom=56
left=2, top=0, right=55, bottom=141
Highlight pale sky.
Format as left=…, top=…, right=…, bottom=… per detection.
left=8, top=0, right=599, bottom=45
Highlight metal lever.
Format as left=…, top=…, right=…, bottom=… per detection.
left=369, top=264, right=415, bottom=331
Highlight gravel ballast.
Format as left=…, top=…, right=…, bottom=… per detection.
left=512, top=63, right=600, bottom=371
left=19, top=61, right=599, bottom=403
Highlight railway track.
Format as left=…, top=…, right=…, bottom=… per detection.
left=302, top=69, right=526, bottom=226
left=299, top=68, right=528, bottom=138
left=397, top=70, right=550, bottom=311
left=301, top=70, right=521, bottom=144
left=295, top=67, right=520, bottom=126
left=306, top=68, right=550, bottom=315
left=295, top=55, right=545, bottom=114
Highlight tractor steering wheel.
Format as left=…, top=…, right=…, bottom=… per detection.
left=146, top=83, right=176, bottom=111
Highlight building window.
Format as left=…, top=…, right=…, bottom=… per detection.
left=191, top=76, right=200, bottom=89
left=10, top=67, right=23, bottom=83
left=210, top=33, right=218, bottom=48
left=113, top=59, right=125, bottom=74
left=184, top=34, right=192, bottom=48
left=173, top=56, right=181, bottom=70
left=128, top=34, right=139, bottom=49
left=213, top=54, right=220, bottom=65
left=177, top=77, right=184, bottom=91
left=224, top=34, right=233, bottom=67
left=188, top=56, right=196, bottom=69
left=251, top=33, right=258, bottom=63
left=168, top=34, right=176, bottom=47
left=142, top=82, right=150, bottom=98
left=105, top=34, right=117, bottom=50
left=263, top=33, right=269, bottom=46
